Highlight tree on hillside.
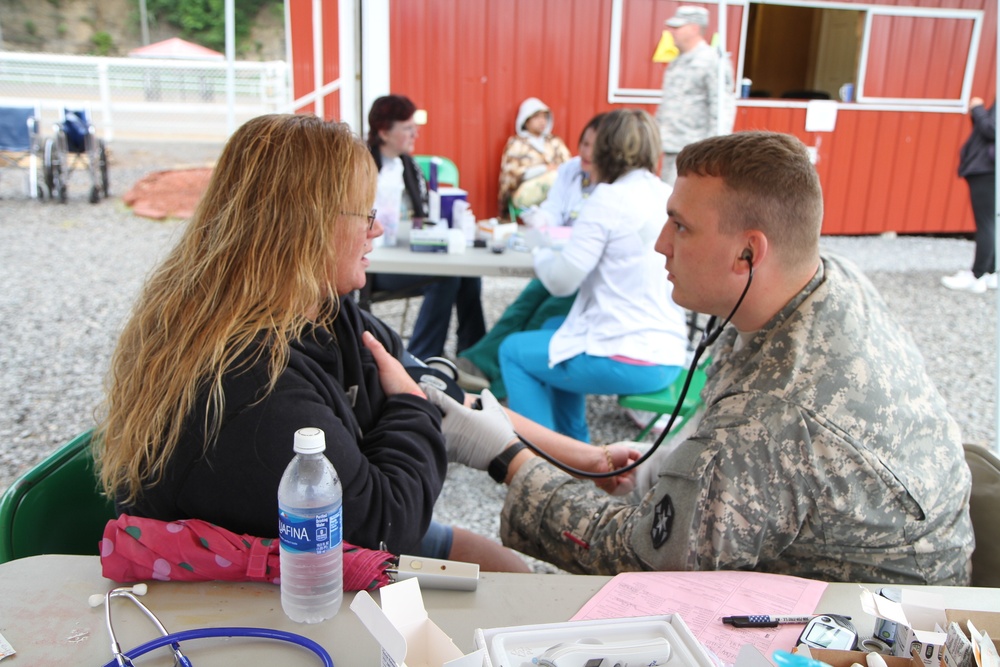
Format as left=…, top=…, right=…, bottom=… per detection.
left=145, top=0, right=272, bottom=52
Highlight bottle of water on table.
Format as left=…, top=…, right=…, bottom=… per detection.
left=278, top=427, right=343, bottom=623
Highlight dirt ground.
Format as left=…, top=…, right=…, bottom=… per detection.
left=122, top=168, right=213, bottom=220
left=114, top=140, right=222, bottom=220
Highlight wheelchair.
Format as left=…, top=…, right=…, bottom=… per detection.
left=0, top=103, right=45, bottom=199
left=43, top=107, right=109, bottom=204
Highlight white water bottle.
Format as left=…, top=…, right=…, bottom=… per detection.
left=278, top=427, right=343, bottom=623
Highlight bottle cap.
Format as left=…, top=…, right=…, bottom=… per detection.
left=293, top=427, right=326, bottom=454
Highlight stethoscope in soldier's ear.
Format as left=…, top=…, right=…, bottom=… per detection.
left=515, top=249, right=755, bottom=479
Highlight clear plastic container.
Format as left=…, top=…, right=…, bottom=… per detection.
left=278, top=427, right=343, bottom=623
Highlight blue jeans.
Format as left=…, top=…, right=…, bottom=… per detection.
left=371, top=274, right=486, bottom=360
left=499, top=318, right=681, bottom=442
left=419, top=520, right=454, bottom=559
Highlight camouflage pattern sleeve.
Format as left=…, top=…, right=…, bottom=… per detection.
left=499, top=405, right=809, bottom=576
left=500, top=255, right=974, bottom=584
left=657, top=45, right=736, bottom=153
left=703, top=52, right=736, bottom=137
left=500, top=457, right=651, bottom=574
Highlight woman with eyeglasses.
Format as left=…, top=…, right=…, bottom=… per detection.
left=366, top=94, right=487, bottom=363
left=95, top=114, right=528, bottom=571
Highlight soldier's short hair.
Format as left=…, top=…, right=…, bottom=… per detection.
left=676, top=131, right=822, bottom=265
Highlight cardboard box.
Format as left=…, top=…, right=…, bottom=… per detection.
left=410, top=226, right=450, bottom=253
left=409, top=226, right=466, bottom=253
left=439, top=187, right=468, bottom=227
left=861, top=589, right=950, bottom=667
left=861, top=590, right=1000, bottom=667
left=942, top=610, right=1000, bottom=667
left=351, top=577, right=486, bottom=667
left=808, top=648, right=923, bottom=667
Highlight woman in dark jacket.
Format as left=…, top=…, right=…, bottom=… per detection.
left=95, top=114, right=526, bottom=571
left=942, top=98, right=996, bottom=293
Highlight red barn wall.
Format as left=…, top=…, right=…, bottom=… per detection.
left=287, top=0, right=341, bottom=119
left=291, top=0, right=995, bottom=234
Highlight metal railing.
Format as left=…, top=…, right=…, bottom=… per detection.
left=0, top=51, right=289, bottom=142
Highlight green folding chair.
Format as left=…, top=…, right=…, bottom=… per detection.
left=508, top=201, right=523, bottom=223
left=0, top=430, right=116, bottom=563
left=618, top=361, right=709, bottom=441
left=413, top=154, right=460, bottom=188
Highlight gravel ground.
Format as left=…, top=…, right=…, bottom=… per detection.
left=1, top=142, right=996, bottom=573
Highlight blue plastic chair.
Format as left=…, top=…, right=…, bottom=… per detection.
left=0, top=104, right=44, bottom=199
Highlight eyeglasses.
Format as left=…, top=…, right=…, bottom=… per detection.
left=341, top=208, right=377, bottom=231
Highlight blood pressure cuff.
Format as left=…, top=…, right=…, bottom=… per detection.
left=358, top=302, right=464, bottom=403
left=404, top=363, right=464, bottom=404
left=101, top=514, right=395, bottom=591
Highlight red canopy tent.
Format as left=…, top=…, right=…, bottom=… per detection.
left=128, top=37, right=224, bottom=61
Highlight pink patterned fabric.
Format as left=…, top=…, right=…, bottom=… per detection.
left=100, top=515, right=394, bottom=591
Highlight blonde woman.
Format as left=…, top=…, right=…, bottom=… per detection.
left=95, top=114, right=526, bottom=571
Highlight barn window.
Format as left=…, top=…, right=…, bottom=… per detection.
left=741, top=4, right=864, bottom=101
left=741, top=2, right=983, bottom=106
left=608, top=0, right=984, bottom=109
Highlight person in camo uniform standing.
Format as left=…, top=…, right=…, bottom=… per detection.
left=424, top=131, right=974, bottom=584
left=655, top=5, right=735, bottom=186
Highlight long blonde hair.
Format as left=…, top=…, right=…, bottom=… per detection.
left=95, top=114, right=377, bottom=504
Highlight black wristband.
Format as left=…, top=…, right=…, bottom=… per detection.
left=488, top=441, right=527, bottom=483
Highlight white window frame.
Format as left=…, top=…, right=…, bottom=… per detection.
left=607, top=0, right=984, bottom=112
left=856, top=4, right=982, bottom=108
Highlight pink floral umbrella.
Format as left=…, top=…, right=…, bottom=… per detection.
left=100, top=514, right=394, bottom=591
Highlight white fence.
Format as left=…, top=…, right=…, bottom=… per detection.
left=0, top=51, right=289, bottom=142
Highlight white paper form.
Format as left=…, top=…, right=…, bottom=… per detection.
left=571, top=571, right=828, bottom=664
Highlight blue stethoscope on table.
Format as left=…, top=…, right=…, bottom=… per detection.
left=90, top=584, right=334, bottom=667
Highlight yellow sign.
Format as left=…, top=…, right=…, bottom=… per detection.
left=652, top=30, right=679, bottom=63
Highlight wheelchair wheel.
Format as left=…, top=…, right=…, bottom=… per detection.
left=98, top=140, right=109, bottom=198
left=43, top=138, right=55, bottom=194
left=43, top=137, right=66, bottom=204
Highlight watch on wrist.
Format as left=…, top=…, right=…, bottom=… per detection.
left=488, top=441, right=527, bottom=483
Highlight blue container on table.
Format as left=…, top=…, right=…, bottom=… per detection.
left=439, top=187, right=468, bottom=227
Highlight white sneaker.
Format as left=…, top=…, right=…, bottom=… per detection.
left=941, top=270, right=987, bottom=294
left=987, top=273, right=998, bottom=290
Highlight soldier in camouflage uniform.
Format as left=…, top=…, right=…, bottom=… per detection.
left=426, top=131, right=974, bottom=585
left=655, top=6, right=736, bottom=186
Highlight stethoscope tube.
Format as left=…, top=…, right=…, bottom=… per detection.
left=96, top=585, right=190, bottom=667
left=93, top=585, right=335, bottom=667
left=99, top=627, right=335, bottom=667
left=515, top=258, right=755, bottom=479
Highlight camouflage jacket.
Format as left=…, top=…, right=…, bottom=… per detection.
left=655, top=42, right=736, bottom=154
left=501, top=255, right=974, bottom=584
